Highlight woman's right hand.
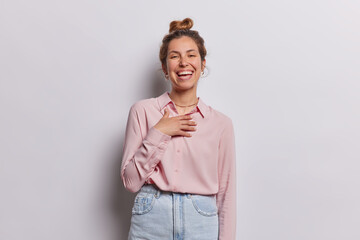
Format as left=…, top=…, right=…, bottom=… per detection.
left=154, top=108, right=197, bottom=137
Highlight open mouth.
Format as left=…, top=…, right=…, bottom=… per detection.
left=176, top=70, right=194, bottom=80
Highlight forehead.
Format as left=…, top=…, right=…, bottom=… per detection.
left=168, top=36, right=199, bottom=53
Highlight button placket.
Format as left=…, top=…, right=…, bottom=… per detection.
left=175, top=148, right=181, bottom=173
left=173, top=138, right=182, bottom=189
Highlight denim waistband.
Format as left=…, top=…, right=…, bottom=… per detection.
left=140, top=184, right=174, bottom=199
left=140, top=184, right=215, bottom=200
left=140, top=184, right=162, bottom=194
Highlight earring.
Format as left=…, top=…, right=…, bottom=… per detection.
left=164, top=73, right=169, bottom=80
left=201, top=66, right=207, bottom=77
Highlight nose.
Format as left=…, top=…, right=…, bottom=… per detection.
left=179, top=57, right=188, bottom=67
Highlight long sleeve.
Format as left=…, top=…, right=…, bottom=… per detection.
left=121, top=105, right=171, bottom=193
left=216, top=118, right=237, bottom=240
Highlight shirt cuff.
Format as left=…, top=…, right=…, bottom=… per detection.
left=145, top=126, right=171, bottom=146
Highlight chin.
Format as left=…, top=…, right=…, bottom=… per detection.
left=174, top=82, right=198, bottom=90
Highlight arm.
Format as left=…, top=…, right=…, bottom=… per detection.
left=216, top=118, right=237, bottom=240
left=121, top=105, right=171, bottom=193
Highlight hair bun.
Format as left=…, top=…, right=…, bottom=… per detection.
left=169, top=18, right=194, bottom=33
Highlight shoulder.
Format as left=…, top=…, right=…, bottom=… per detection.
left=208, top=107, right=235, bottom=144
left=129, top=96, right=158, bottom=114
left=207, top=106, right=234, bottom=129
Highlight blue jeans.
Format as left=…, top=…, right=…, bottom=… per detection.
left=128, top=184, right=219, bottom=240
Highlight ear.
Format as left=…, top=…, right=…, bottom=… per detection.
left=201, top=59, right=206, bottom=71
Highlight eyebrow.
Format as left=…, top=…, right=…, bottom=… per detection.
left=168, top=49, right=198, bottom=54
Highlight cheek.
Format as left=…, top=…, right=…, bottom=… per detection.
left=193, top=60, right=202, bottom=70
left=192, top=58, right=202, bottom=67
left=168, top=62, right=178, bottom=72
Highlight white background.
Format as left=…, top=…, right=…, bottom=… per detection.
left=1, top=0, right=359, bottom=239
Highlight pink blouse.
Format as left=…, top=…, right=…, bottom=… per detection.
left=121, top=91, right=236, bottom=240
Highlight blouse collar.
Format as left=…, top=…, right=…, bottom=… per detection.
left=157, top=91, right=209, bottom=118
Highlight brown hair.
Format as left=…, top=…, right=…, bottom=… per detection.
left=159, top=18, right=207, bottom=68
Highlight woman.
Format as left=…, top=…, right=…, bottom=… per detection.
left=121, top=18, right=236, bottom=240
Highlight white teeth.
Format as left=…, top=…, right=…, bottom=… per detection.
left=178, top=71, right=193, bottom=76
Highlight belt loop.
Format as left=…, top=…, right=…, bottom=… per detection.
left=155, top=189, right=161, bottom=199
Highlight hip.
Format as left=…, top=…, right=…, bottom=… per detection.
left=128, top=184, right=219, bottom=240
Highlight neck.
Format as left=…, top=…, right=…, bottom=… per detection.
left=168, top=88, right=198, bottom=107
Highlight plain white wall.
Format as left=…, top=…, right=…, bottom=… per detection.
left=1, top=0, right=359, bottom=239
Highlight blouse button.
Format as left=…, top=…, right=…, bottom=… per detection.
left=177, top=149, right=180, bottom=153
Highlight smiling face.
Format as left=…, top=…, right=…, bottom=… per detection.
left=163, top=36, right=206, bottom=91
